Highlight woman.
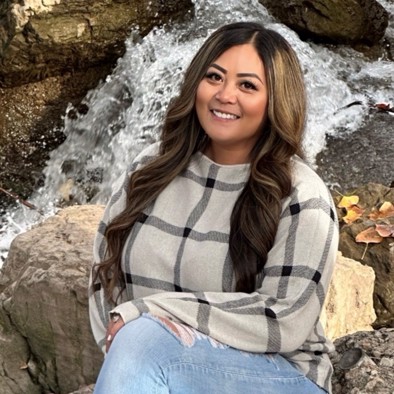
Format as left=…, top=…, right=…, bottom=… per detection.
left=89, top=22, right=338, bottom=393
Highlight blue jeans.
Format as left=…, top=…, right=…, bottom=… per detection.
left=94, top=315, right=326, bottom=394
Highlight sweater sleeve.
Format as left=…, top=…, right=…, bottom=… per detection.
left=103, top=167, right=339, bottom=354
left=89, top=142, right=160, bottom=351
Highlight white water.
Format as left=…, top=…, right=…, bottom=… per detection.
left=1, top=0, right=393, bottom=265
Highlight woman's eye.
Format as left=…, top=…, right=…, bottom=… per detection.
left=241, top=81, right=257, bottom=90
left=205, top=72, right=222, bottom=82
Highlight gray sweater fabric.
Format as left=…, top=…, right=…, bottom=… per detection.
left=89, top=142, right=339, bottom=393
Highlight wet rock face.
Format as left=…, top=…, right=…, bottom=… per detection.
left=0, top=66, right=111, bottom=213
left=316, top=111, right=394, bottom=192
left=0, top=0, right=194, bottom=87
left=258, top=0, right=388, bottom=46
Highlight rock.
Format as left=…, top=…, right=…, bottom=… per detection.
left=316, top=111, right=394, bottom=191
left=0, top=204, right=378, bottom=392
left=0, top=0, right=194, bottom=87
left=330, top=328, right=394, bottom=394
left=0, top=305, right=39, bottom=394
left=321, top=252, right=376, bottom=340
left=0, top=205, right=105, bottom=394
left=335, top=183, right=394, bottom=328
left=258, top=0, right=388, bottom=46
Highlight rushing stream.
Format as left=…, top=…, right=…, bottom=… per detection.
left=0, top=0, right=393, bottom=265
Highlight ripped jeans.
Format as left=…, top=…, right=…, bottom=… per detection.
left=93, top=314, right=326, bottom=394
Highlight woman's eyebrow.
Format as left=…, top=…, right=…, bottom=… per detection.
left=237, top=73, right=263, bottom=83
left=210, top=64, right=263, bottom=83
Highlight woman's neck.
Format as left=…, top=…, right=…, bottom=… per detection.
left=203, top=143, right=252, bottom=165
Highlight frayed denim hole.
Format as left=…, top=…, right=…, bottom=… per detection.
left=142, top=313, right=196, bottom=348
left=142, top=313, right=229, bottom=350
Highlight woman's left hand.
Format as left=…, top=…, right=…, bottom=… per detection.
left=105, top=313, right=125, bottom=353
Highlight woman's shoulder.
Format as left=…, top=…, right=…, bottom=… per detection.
left=290, top=156, right=331, bottom=199
left=127, top=141, right=161, bottom=172
left=133, top=141, right=160, bottom=164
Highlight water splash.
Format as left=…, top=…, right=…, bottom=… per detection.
left=1, top=0, right=393, bottom=265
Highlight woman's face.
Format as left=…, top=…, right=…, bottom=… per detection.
left=195, top=43, right=268, bottom=163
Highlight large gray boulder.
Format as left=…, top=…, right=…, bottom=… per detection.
left=0, top=205, right=105, bottom=394
left=258, top=0, right=388, bottom=45
left=0, top=0, right=193, bottom=87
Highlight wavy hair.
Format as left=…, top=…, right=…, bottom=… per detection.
left=95, top=22, right=306, bottom=301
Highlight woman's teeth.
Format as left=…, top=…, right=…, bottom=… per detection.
left=212, top=110, right=238, bottom=120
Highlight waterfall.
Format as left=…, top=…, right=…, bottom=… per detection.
left=0, top=0, right=393, bottom=265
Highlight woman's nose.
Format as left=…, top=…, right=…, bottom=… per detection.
left=215, top=83, right=237, bottom=104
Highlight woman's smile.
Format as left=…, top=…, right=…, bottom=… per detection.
left=210, top=109, right=240, bottom=120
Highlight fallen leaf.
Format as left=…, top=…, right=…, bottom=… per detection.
left=375, top=223, right=394, bottom=238
left=369, top=201, right=394, bottom=220
left=338, top=195, right=359, bottom=209
left=380, top=201, right=394, bottom=216
left=356, top=227, right=384, bottom=244
left=343, top=205, right=365, bottom=224
left=356, top=227, right=384, bottom=260
left=375, top=102, right=391, bottom=111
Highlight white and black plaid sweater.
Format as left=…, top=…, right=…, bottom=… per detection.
left=90, top=142, right=339, bottom=393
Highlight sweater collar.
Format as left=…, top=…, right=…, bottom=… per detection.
left=191, top=151, right=250, bottom=184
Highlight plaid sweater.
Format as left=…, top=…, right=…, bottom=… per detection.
left=89, top=142, right=339, bottom=393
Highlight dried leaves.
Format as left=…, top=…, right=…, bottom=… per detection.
left=338, top=195, right=365, bottom=224
left=337, top=195, right=394, bottom=260
left=369, top=201, right=394, bottom=221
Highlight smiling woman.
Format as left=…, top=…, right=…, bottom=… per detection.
left=90, top=21, right=338, bottom=394
left=195, top=44, right=268, bottom=164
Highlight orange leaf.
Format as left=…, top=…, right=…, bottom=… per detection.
left=369, top=201, right=394, bottom=220
left=355, top=227, right=383, bottom=244
left=375, top=103, right=391, bottom=111
left=338, top=195, right=359, bottom=209
left=380, top=202, right=394, bottom=217
left=343, top=205, right=365, bottom=224
left=375, top=223, right=394, bottom=238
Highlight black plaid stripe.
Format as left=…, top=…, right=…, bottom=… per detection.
left=206, top=178, right=216, bottom=188
left=124, top=274, right=195, bottom=292
left=183, top=227, right=192, bottom=237
left=290, top=203, right=301, bottom=216
left=97, top=221, right=107, bottom=236
left=283, top=197, right=335, bottom=222
left=181, top=169, right=246, bottom=191
left=130, top=215, right=229, bottom=243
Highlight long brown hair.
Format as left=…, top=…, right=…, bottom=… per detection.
left=95, top=22, right=306, bottom=301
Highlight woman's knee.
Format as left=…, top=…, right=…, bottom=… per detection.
left=94, top=316, right=179, bottom=393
